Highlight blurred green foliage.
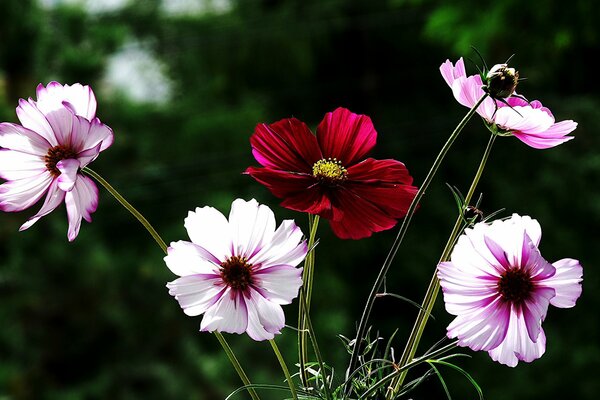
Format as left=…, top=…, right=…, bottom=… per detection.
left=1, top=0, right=598, bottom=399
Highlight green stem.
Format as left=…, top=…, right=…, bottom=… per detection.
left=298, top=214, right=320, bottom=388
left=269, top=339, right=298, bottom=400
left=344, top=93, right=489, bottom=395
left=387, top=132, right=497, bottom=397
left=83, top=167, right=260, bottom=400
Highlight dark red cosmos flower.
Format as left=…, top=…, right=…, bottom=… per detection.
left=245, top=107, right=418, bottom=240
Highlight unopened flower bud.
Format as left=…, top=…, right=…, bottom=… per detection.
left=484, top=63, right=519, bottom=99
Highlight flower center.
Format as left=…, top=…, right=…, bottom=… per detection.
left=312, top=158, right=347, bottom=185
left=497, top=268, right=533, bottom=305
left=220, top=255, right=254, bottom=291
left=45, top=145, right=77, bottom=177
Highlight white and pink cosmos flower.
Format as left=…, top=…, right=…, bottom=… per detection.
left=440, top=58, right=577, bottom=149
left=165, top=198, right=307, bottom=341
left=438, top=214, right=583, bottom=367
left=0, top=82, right=113, bottom=241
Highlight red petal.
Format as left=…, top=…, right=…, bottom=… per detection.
left=346, top=158, right=414, bottom=185
left=250, top=118, right=322, bottom=172
left=316, top=108, right=376, bottom=166
left=245, top=167, right=333, bottom=217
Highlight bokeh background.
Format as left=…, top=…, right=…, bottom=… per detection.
left=1, top=0, right=598, bottom=399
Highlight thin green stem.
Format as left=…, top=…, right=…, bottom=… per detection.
left=298, top=215, right=320, bottom=388
left=344, top=93, right=489, bottom=395
left=387, top=133, right=497, bottom=398
left=83, top=167, right=260, bottom=400
left=82, top=167, right=167, bottom=253
left=269, top=339, right=298, bottom=400
left=300, top=291, right=333, bottom=400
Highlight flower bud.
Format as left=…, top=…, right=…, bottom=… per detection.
left=484, top=63, right=519, bottom=99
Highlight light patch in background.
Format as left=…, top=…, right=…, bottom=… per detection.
left=161, top=0, right=231, bottom=16
left=39, top=0, right=128, bottom=13
left=103, top=41, right=172, bottom=104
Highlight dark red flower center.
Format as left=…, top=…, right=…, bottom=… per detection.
left=312, top=158, right=347, bottom=185
left=497, top=267, right=533, bottom=305
left=220, top=255, right=254, bottom=291
left=45, top=145, right=77, bottom=177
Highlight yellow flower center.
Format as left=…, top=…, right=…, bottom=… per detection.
left=312, top=158, right=347, bottom=184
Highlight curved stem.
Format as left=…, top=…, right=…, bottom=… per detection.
left=83, top=167, right=260, bottom=400
left=344, top=94, right=489, bottom=394
left=387, top=132, right=497, bottom=397
left=298, top=214, right=320, bottom=388
left=270, top=339, right=298, bottom=400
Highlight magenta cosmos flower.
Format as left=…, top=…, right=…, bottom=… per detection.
left=0, top=82, right=113, bottom=241
left=164, top=198, right=307, bottom=341
left=245, top=107, right=418, bottom=240
left=438, top=214, right=583, bottom=367
left=440, top=58, right=577, bottom=149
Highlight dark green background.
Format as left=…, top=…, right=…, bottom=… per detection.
left=1, top=0, right=598, bottom=399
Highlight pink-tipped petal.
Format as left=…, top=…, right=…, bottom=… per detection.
left=0, top=149, right=46, bottom=181
left=488, top=310, right=546, bottom=367
left=440, top=58, right=467, bottom=87
left=254, top=265, right=303, bottom=305
left=164, top=241, right=222, bottom=276
left=56, top=159, right=80, bottom=192
left=19, top=179, right=66, bottom=231
left=166, top=274, right=223, bottom=316
left=16, top=99, right=58, bottom=147
left=545, top=258, right=583, bottom=308
left=0, top=171, right=53, bottom=212
left=200, top=290, right=248, bottom=334
left=36, top=82, right=97, bottom=120
left=64, top=174, right=98, bottom=241
left=251, top=220, right=307, bottom=268
left=0, top=123, right=51, bottom=155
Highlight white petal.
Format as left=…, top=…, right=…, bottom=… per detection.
left=254, top=265, right=303, bottom=304
left=250, top=219, right=308, bottom=268
left=184, top=205, right=232, bottom=263
left=166, top=274, right=223, bottom=316
left=544, top=258, right=583, bottom=308
left=20, top=179, right=65, bottom=231
left=0, top=171, right=53, bottom=212
left=200, top=290, right=248, bottom=334
left=57, top=159, right=80, bottom=191
left=16, top=99, right=58, bottom=146
left=245, top=296, right=276, bottom=341
left=164, top=241, right=221, bottom=277
left=0, top=122, right=51, bottom=155
left=228, top=198, right=276, bottom=259
left=44, top=107, right=74, bottom=145
left=36, top=81, right=97, bottom=120
left=0, top=149, right=46, bottom=181
left=64, top=174, right=98, bottom=241
left=248, top=289, right=285, bottom=334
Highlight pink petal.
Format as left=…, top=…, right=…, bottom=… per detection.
left=0, top=171, right=53, bottom=212
left=439, top=58, right=467, bottom=87
left=80, top=117, right=114, bottom=152
left=166, top=274, right=224, bottom=316
left=16, top=99, right=58, bottom=147
left=248, top=289, right=285, bottom=334
left=64, top=174, right=98, bottom=241
left=0, top=123, right=51, bottom=155
left=76, top=143, right=102, bottom=168
left=316, top=107, right=377, bottom=166
left=200, top=290, right=248, bottom=334
left=164, top=240, right=222, bottom=276
left=522, top=287, right=554, bottom=341
left=19, top=179, right=66, bottom=231
left=0, top=149, right=46, bottom=181
left=43, top=107, right=74, bottom=145
left=56, top=159, right=80, bottom=191
left=245, top=294, right=276, bottom=341
left=544, top=258, right=583, bottom=308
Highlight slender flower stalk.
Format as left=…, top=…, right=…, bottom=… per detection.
left=344, top=93, right=489, bottom=394
left=270, top=339, right=298, bottom=400
left=83, top=168, right=261, bottom=400
left=298, top=214, right=320, bottom=388
left=387, top=133, right=497, bottom=398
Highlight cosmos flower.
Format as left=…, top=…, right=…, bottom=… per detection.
left=164, top=199, right=307, bottom=341
left=245, top=107, right=418, bottom=240
left=440, top=58, right=577, bottom=149
left=437, top=214, right=583, bottom=367
left=0, top=82, right=113, bottom=241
